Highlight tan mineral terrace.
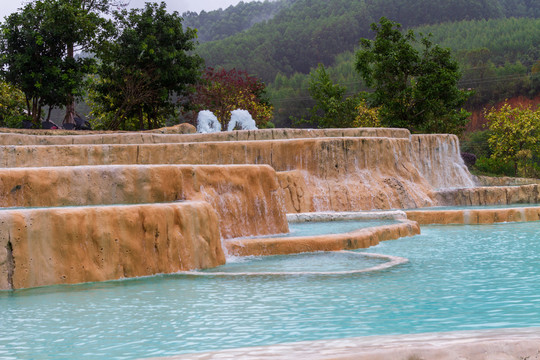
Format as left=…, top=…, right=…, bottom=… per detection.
left=0, top=201, right=225, bottom=290
left=0, top=127, right=410, bottom=145
left=225, top=220, right=420, bottom=256
left=435, top=184, right=540, bottom=206
left=405, top=206, right=540, bottom=224
left=0, top=164, right=288, bottom=239
left=0, top=136, right=459, bottom=211
left=143, top=327, right=540, bottom=360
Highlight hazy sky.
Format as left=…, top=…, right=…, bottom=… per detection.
left=0, top=0, right=255, bottom=21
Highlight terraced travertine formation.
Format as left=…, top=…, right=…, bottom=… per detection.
left=0, top=127, right=538, bottom=290
left=0, top=164, right=288, bottom=239
left=0, top=202, right=225, bottom=290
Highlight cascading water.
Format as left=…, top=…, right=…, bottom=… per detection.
left=196, top=110, right=221, bottom=133
left=411, top=134, right=476, bottom=189
left=227, top=109, right=258, bottom=131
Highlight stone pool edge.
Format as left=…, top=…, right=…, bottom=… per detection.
left=143, top=327, right=540, bottom=360
left=224, top=219, right=420, bottom=256
left=406, top=205, right=540, bottom=224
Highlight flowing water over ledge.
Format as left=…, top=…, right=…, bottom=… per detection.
left=1, top=221, right=540, bottom=359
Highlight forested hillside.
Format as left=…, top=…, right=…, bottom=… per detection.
left=182, top=0, right=295, bottom=43
left=265, top=17, right=540, bottom=127
left=195, top=0, right=540, bottom=83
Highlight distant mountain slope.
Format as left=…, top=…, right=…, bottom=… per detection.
left=195, top=0, right=540, bottom=82
left=182, top=0, right=295, bottom=43
left=266, top=17, right=540, bottom=126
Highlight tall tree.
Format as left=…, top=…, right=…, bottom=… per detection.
left=355, top=17, right=472, bottom=134
left=90, top=2, right=203, bottom=130
left=56, top=0, right=125, bottom=126
left=0, top=1, right=86, bottom=125
left=0, top=0, right=112, bottom=127
left=298, top=63, right=361, bottom=128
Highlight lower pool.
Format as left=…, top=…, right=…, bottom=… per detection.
left=1, top=221, right=540, bottom=359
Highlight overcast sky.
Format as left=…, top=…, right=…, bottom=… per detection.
left=0, top=0, right=255, bottom=21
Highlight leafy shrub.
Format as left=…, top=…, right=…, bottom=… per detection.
left=461, top=130, right=492, bottom=158
left=486, top=102, right=540, bottom=178
left=0, top=80, right=26, bottom=128
left=474, top=156, right=515, bottom=177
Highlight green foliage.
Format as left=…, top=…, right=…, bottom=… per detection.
left=474, top=156, right=516, bottom=177
left=0, top=79, right=27, bottom=128
left=0, top=0, right=109, bottom=126
left=268, top=17, right=540, bottom=126
left=486, top=102, right=540, bottom=178
left=197, top=0, right=539, bottom=83
left=183, top=0, right=294, bottom=43
left=417, top=18, right=540, bottom=67
left=296, top=64, right=362, bottom=128
left=89, top=2, right=203, bottom=130
left=191, top=67, right=273, bottom=129
left=461, top=130, right=493, bottom=159
left=355, top=18, right=472, bottom=134
left=354, top=99, right=381, bottom=128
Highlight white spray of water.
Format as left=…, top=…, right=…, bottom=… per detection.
left=227, top=109, right=258, bottom=131
left=196, top=110, right=221, bottom=133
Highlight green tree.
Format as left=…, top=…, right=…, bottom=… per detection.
left=89, top=2, right=203, bottom=130
left=0, top=79, right=28, bottom=128
left=0, top=0, right=105, bottom=127
left=55, top=0, right=123, bottom=126
left=486, top=102, right=540, bottom=177
left=355, top=17, right=472, bottom=134
left=299, top=63, right=362, bottom=128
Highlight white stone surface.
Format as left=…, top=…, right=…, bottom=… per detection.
left=286, top=210, right=407, bottom=223
left=143, top=327, right=540, bottom=360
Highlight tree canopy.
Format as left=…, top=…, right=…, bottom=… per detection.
left=0, top=0, right=116, bottom=126
left=89, top=2, right=203, bottom=130
left=0, top=0, right=95, bottom=125
left=182, top=0, right=293, bottom=43
left=354, top=18, right=472, bottom=134
left=486, top=103, right=540, bottom=177
left=196, top=0, right=539, bottom=83
left=267, top=17, right=540, bottom=127
left=295, top=64, right=362, bottom=128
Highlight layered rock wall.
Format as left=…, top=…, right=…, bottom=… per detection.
left=435, top=184, right=540, bottom=206
left=0, top=137, right=439, bottom=211
left=0, top=128, right=410, bottom=145
left=0, top=202, right=225, bottom=290
left=0, top=165, right=288, bottom=239
left=406, top=206, right=540, bottom=225
left=474, top=175, right=540, bottom=186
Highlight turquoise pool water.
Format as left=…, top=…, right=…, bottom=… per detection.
left=258, top=219, right=397, bottom=238
left=1, top=221, right=540, bottom=359
left=200, top=251, right=386, bottom=274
